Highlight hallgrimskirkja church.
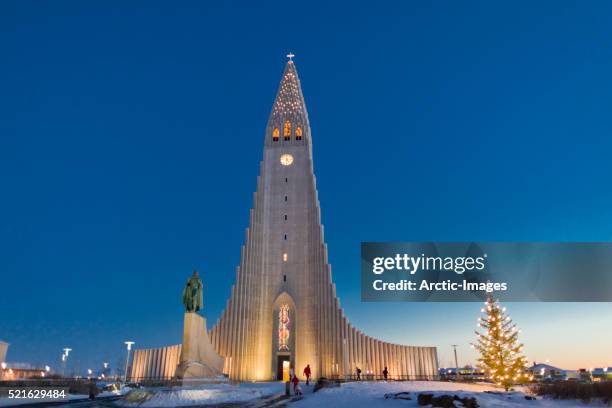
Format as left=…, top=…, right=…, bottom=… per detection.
left=129, top=58, right=438, bottom=382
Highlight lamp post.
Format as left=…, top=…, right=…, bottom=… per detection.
left=124, top=341, right=135, bottom=382
left=62, top=348, right=72, bottom=378
left=451, top=345, right=460, bottom=380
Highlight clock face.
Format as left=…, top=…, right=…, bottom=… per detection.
left=280, top=154, right=294, bottom=166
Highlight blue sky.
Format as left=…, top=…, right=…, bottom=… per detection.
left=1, top=1, right=611, bottom=373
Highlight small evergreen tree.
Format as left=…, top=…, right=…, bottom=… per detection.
left=472, top=294, right=533, bottom=391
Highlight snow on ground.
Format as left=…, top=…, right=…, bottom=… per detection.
left=0, top=393, right=88, bottom=407
left=290, top=381, right=607, bottom=408
left=117, top=381, right=284, bottom=407
left=97, top=384, right=136, bottom=398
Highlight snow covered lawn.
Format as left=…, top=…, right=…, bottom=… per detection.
left=290, top=381, right=608, bottom=407
left=117, top=381, right=284, bottom=407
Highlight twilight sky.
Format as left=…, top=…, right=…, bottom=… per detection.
left=1, top=1, right=611, bottom=374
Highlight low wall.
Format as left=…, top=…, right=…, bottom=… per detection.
left=129, top=344, right=181, bottom=381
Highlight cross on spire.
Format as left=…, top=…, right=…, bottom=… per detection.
left=286, top=52, right=295, bottom=62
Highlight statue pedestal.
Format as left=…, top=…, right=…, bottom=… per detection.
left=175, top=312, right=224, bottom=380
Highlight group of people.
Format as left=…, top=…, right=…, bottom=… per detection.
left=289, top=363, right=391, bottom=395
left=354, top=366, right=389, bottom=380
left=288, top=364, right=312, bottom=396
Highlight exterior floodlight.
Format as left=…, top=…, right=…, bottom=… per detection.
left=123, top=341, right=136, bottom=382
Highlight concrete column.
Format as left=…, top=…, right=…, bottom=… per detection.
left=401, top=347, right=408, bottom=378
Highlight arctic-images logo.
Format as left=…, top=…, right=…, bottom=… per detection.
left=372, top=253, right=488, bottom=275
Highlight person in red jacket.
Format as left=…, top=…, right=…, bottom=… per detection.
left=303, top=364, right=311, bottom=385
left=292, top=374, right=302, bottom=395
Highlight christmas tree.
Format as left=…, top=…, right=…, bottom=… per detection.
left=471, top=294, right=533, bottom=391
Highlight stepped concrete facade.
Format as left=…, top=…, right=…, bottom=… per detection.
left=208, top=59, right=438, bottom=381
left=128, top=59, right=438, bottom=382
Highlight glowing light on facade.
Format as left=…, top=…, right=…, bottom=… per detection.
left=283, top=121, right=291, bottom=138
left=278, top=304, right=290, bottom=351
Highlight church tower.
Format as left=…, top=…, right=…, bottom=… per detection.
left=209, top=57, right=438, bottom=381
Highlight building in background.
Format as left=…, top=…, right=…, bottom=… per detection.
left=1, top=363, right=50, bottom=380
left=590, top=367, right=612, bottom=382
left=527, top=363, right=567, bottom=381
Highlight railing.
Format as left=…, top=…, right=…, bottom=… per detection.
left=438, top=373, right=488, bottom=382
left=323, top=374, right=440, bottom=382
left=123, top=374, right=440, bottom=385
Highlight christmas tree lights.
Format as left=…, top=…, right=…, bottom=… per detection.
left=471, top=294, right=533, bottom=390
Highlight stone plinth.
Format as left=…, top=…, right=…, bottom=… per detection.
left=175, top=312, right=224, bottom=379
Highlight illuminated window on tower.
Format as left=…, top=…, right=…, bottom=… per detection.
left=272, top=128, right=280, bottom=141
left=284, top=121, right=291, bottom=140
left=278, top=304, right=290, bottom=351
left=295, top=126, right=302, bottom=140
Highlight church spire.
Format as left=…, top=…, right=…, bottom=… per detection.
left=266, top=55, right=310, bottom=145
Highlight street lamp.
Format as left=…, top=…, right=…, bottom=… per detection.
left=62, top=348, right=72, bottom=377
left=124, top=341, right=135, bottom=382
left=451, top=345, right=460, bottom=379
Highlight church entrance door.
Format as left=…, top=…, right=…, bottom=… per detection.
left=276, top=355, right=291, bottom=381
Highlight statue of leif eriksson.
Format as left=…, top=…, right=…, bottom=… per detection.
left=182, top=270, right=203, bottom=313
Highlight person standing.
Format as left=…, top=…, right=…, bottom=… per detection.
left=88, top=378, right=97, bottom=400
left=292, top=374, right=300, bottom=395
left=356, top=367, right=362, bottom=380
left=303, top=364, right=311, bottom=385
left=382, top=366, right=389, bottom=381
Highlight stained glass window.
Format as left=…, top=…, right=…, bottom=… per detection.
left=284, top=121, right=291, bottom=140
left=278, top=304, right=290, bottom=351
